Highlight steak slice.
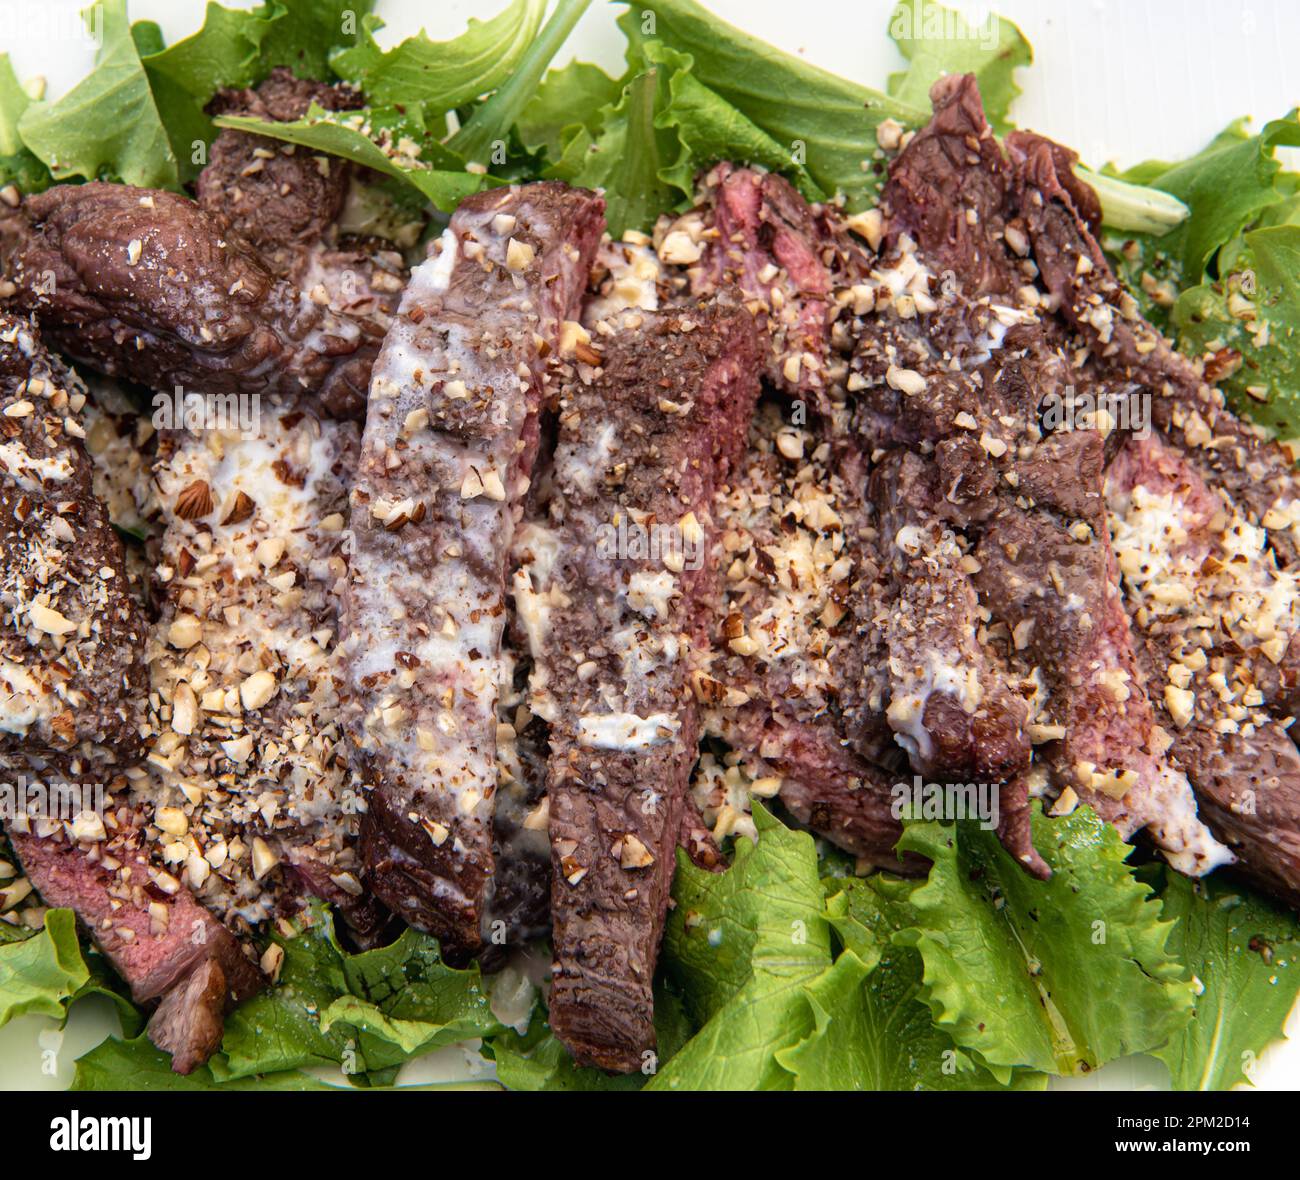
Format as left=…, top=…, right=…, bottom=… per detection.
left=873, top=448, right=1032, bottom=782
left=198, top=69, right=363, bottom=269
left=341, top=183, right=604, bottom=955
left=825, top=77, right=1226, bottom=875
left=683, top=162, right=868, bottom=402
left=1005, top=126, right=1300, bottom=571
left=1108, top=432, right=1300, bottom=894
left=882, top=74, right=1019, bottom=300
left=0, top=315, right=147, bottom=770
left=0, top=183, right=383, bottom=419
left=519, top=303, right=760, bottom=1072
left=973, top=428, right=1229, bottom=874
left=8, top=818, right=262, bottom=1073
left=141, top=396, right=384, bottom=942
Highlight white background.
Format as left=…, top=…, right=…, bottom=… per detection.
left=0, top=0, right=1297, bottom=1092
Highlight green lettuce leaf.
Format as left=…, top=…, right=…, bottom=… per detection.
left=645, top=40, right=818, bottom=204
left=448, top=0, right=593, bottom=168
left=885, top=0, right=1031, bottom=134
left=215, top=902, right=502, bottom=1083
left=1111, top=113, right=1300, bottom=281
left=0, top=53, right=51, bottom=192
left=1153, top=868, right=1300, bottom=1090
left=517, top=60, right=623, bottom=158
left=73, top=1034, right=333, bottom=1090
left=330, top=0, right=545, bottom=109
left=545, top=64, right=677, bottom=238
left=898, top=808, right=1194, bottom=1081
left=629, top=0, right=921, bottom=210
left=18, top=0, right=178, bottom=189
left=214, top=104, right=484, bottom=211
left=647, top=804, right=839, bottom=1090
left=253, top=0, right=375, bottom=81
left=807, top=877, right=1045, bottom=1091
left=0, top=909, right=90, bottom=1028
left=1173, top=225, right=1300, bottom=438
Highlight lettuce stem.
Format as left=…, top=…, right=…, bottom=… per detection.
left=450, top=0, right=594, bottom=166
left=1077, top=164, right=1189, bottom=235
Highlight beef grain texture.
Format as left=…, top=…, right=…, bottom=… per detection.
left=527, top=303, right=760, bottom=1072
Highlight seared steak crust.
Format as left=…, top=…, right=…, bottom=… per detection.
left=199, top=68, right=363, bottom=266
left=523, top=304, right=760, bottom=1072
left=0, top=183, right=381, bottom=418
left=342, top=183, right=604, bottom=955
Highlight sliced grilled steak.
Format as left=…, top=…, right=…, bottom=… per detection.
left=833, top=76, right=1228, bottom=874
left=1108, top=432, right=1300, bottom=895
left=682, top=162, right=868, bottom=403
left=0, top=315, right=147, bottom=770
left=0, top=183, right=381, bottom=418
left=973, top=429, right=1229, bottom=873
left=0, top=314, right=260, bottom=1074
left=141, top=396, right=384, bottom=942
left=341, top=183, right=604, bottom=955
left=881, top=73, right=1018, bottom=300
left=8, top=818, right=262, bottom=1073
left=873, top=447, right=1032, bottom=782
left=698, top=401, right=907, bottom=867
left=519, top=303, right=760, bottom=1072
left=198, top=69, right=363, bottom=269
left=1005, top=126, right=1300, bottom=571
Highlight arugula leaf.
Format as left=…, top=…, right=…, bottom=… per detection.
left=898, top=808, right=1194, bottom=1082
left=0, top=909, right=90, bottom=1029
left=215, top=902, right=501, bottom=1083
left=18, top=0, right=178, bottom=189
left=215, top=105, right=484, bottom=211
left=1173, top=225, right=1300, bottom=438
left=73, top=1034, right=333, bottom=1090
left=629, top=0, right=921, bottom=210
left=1153, top=868, right=1300, bottom=1090
left=807, top=877, right=1044, bottom=1091
left=331, top=0, right=545, bottom=109
left=885, top=0, right=1031, bottom=135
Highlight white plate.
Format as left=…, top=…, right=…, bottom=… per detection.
left=1, top=0, right=1297, bottom=1092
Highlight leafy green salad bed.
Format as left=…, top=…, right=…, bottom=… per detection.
left=1, top=0, right=1299, bottom=1091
